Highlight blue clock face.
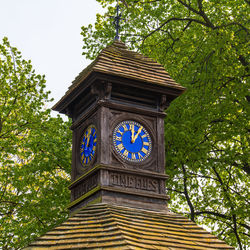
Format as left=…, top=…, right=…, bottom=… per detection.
left=80, top=125, right=97, bottom=166
left=113, top=120, right=152, bottom=162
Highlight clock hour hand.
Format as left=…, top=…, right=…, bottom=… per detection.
left=131, top=126, right=142, bottom=143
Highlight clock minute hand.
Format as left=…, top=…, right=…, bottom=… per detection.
left=86, top=128, right=92, bottom=147
left=84, top=134, right=90, bottom=150
left=131, top=124, right=135, bottom=143
left=132, top=126, right=143, bottom=143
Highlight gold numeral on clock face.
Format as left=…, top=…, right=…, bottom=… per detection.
left=123, top=150, right=129, bottom=157
left=132, top=153, right=136, bottom=160
left=138, top=152, right=143, bottom=159
left=122, top=124, right=128, bottom=131
left=116, top=136, right=122, bottom=141
left=141, top=134, right=147, bottom=139
left=117, top=143, right=124, bottom=151
left=141, top=147, right=148, bottom=154
left=143, top=141, right=149, bottom=146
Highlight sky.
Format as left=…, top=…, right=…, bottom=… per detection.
left=0, top=0, right=105, bottom=114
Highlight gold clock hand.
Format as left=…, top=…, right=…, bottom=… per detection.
left=131, top=124, right=135, bottom=143
left=86, top=135, right=90, bottom=147
left=86, top=128, right=92, bottom=147
left=132, top=126, right=143, bottom=143
left=84, top=134, right=90, bottom=149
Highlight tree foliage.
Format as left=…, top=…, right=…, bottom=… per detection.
left=81, top=0, right=249, bottom=249
left=0, top=37, right=72, bottom=249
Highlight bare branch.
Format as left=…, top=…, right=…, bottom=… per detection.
left=215, top=22, right=249, bottom=34
left=193, top=210, right=230, bottom=219
left=143, top=17, right=208, bottom=42
left=212, top=165, right=244, bottom=248
left=182, top=164, right=195, bottom=222
left=233, top=213, right=243, bottom=250
left=166, top=188, right=185, bottom=194
left=193, top=211, right=250, bottom=231
left=197, top=0, right=215, bottom=28
left=177, top=0, right=200, bottom=15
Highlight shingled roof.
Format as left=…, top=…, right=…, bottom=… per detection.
left=53, top=40, right=185, bottom=111
left=72, top=40, right=184, bottom=88
left=26, top=203, right=233, bottom=249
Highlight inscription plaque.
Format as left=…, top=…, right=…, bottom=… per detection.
left=110, top=172, right=159, bottom=193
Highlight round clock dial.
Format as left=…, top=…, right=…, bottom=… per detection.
left=80, top=125, right=97, bottom=166
left=113, top=120, right=152, bottom=162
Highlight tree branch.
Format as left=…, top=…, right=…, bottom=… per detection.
left=212, top=165, right=243, bottom=249
left=193, top=211, right=250, bottom=231
left=197, top=0, right=215, bottom=28
left=166, top=188, right=185, bottom=194
left=215, top=22, right=249, bottom=34
left=233, top=213, right=243, bottom=250
left=143, top=17, right=209, bottom=42
left=182, top=164, right=195, bottom=221
left=177, top=0, right=200, bottom=15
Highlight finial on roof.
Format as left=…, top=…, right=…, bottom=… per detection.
left=113, top=0, right=122, bottom=40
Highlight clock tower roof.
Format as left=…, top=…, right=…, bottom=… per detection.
left=71, top=40, right=184, bottom=90
left=53, top=40, right=185, bottom=113
left=27, top=203, right=234, bottom=249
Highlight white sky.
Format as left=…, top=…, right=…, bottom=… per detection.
left=0, top=0, right=105, bottom=114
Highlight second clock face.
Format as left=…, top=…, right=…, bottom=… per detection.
left=113, top=120, right=152, bottom=162
left=80, top=125, right=97, bottom=166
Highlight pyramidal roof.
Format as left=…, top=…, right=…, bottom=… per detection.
left=71, top=40, right=184, bottom=90
left=26, top=203, right=233, bottom=249
left=53, top=40, right=185, bottom=111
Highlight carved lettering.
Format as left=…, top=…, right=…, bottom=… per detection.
left=129, top=176, right=134, bottom=187
left=73, top=173, right=98, bottom=200
left=148, top=180, right=158, bottom=191
left=120, top=174, right=127, bottom=186
left=110, top=172, right=159, bottom=193
left=136, top=178, right=141, bottom=189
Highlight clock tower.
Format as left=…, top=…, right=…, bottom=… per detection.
left=53, top=40, right=185, bottom=213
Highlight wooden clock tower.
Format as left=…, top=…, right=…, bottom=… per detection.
left=27, top=39, right=233, bottom=249
left=53, top=40, right=185, bottom=213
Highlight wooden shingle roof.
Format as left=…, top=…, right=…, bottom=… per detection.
left=52, top=40, right=185, bottom=113
left=26, top=203, right=233, bottom=249
left=67, top=40, right=184, bottom=94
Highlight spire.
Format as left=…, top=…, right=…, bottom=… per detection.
left=113, top=0, right=122, bottom=40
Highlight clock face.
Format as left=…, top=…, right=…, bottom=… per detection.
left=80, top=125, right=97, bottom=166
left=113, top=120, right=152, bottom=162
